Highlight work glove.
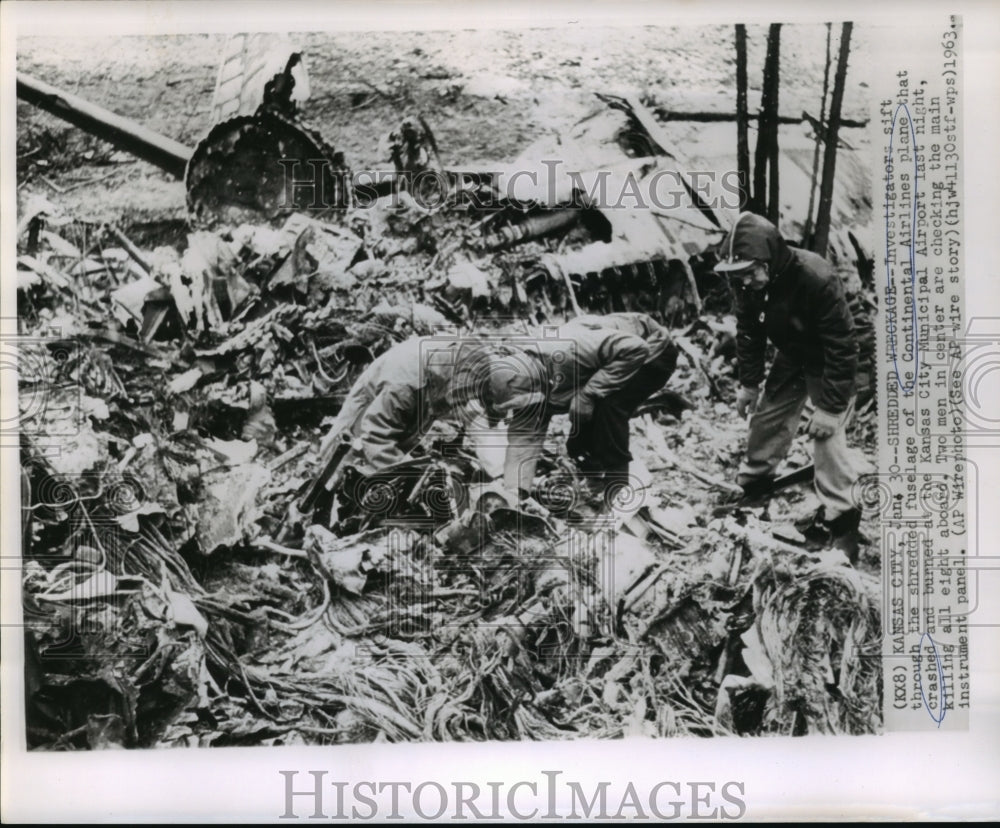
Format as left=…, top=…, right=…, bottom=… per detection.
left=806, top=407, right=840, bottom=440
left=736, top=385, right=760, bottom=418
left=518, top=494, right=551, bottom=518
left=568, top=394, right=595, bottom=424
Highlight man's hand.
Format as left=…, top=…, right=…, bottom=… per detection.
left=736, top=385, right=761, bottom=418
left=568, top=394, right=595, bottom=424
left=806, top=407, right=840, bottom=440
left=518, top=494, right=550, bottom=518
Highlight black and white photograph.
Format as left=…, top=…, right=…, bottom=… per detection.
left=3, top=0, right=999, bottom=822
left=13, top=16, right=884, bottom=749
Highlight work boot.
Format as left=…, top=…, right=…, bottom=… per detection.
left=713, top=476, right=776, bottom=515
left=796, top=505, right=826, bottom=535
left=739, top=476, right=777, bottom=505
left=827, top=508, right=863, bottom=566
left=601, top=466, right=632, bottom=508
left=799, top=507, right=863, bottom=564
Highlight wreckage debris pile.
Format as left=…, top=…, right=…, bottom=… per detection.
left=17, top=195, right=881, bottom=749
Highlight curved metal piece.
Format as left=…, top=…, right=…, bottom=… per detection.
left=185, top=111, right=351, bottom=227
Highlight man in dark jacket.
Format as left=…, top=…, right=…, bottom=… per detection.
left=715, top=212, right=862, bottom=560
left=485, top=312, right=678, bottom=500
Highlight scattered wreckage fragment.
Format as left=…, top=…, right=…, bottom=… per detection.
left=18, top=59, right=717, bottom=323
left=19, top=36, right=874, bottom=331
left=468, top=94, right=726, bottom=322
left=17, top=37, right=882, bottom=748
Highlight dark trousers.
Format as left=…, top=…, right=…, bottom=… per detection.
left=566, top=345, right=678, bottom=476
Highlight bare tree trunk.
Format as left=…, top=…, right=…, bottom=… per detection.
left=804, top=22, right=833, bottom=247
left=751, top=45, right=768, bottom=214
left=735, top=24, right=751, bottom=210
left=766, top=25, right=781, bottom=224
left=753, top=23, right=782, bottom=219
left=813, top=22, right=853, bottom=257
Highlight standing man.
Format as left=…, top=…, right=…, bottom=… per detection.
left=485, top=312, right=678, bottom=502
left=715, top=212, right=863, bottom=561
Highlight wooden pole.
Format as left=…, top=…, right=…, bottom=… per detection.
left=735, top=25, right=751, bottom=210
left=813, top=22, right=853, bottom=258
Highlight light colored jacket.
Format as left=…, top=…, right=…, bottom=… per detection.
left=319, top=336, right=488, bottom=474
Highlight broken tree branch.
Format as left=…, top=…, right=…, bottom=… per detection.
left=107, top=225, right=152, bottom=275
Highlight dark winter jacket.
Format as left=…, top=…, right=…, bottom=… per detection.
left=567, top=312, right=675, bottom=371
left=726, top=213, right=858, bottom=413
